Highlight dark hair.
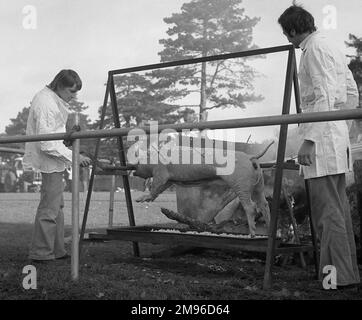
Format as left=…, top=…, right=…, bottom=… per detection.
left=48, top=69, right=82, bottom=91
left=278, top=5, right=316, bottom=36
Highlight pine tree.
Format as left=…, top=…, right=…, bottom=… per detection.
left=154, top=0, right=263, bottom=120
left=5, top=107, right=30, bottom=137
left=113, top=73, right=184, bottom=127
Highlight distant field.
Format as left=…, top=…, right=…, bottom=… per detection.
left=0, top=191, right=177, bottom=228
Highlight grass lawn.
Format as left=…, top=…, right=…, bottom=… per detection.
left=0, top=191, right=361, bottom=300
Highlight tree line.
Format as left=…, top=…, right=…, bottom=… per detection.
left=2, top=0, right=361, bottom=161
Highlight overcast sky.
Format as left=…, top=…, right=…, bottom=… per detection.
left=1, top=0, right=361, bottom=142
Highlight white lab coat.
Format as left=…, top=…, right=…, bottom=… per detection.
left=23, top=86, right=73, bottom=173
left=298, top=32, right=359, bottom=179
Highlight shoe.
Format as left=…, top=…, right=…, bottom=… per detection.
left=337, top=283, right=361, bottom=291
left=30, top=259, right=53, bottom=264
left=56, top=253, right=71, bottom=260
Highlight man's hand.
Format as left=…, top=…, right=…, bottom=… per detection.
left=63, top=125, right=81, bottom=147
left=79, top=155, right=92, bottom=167
left=297, top=140, right=314, bottom=166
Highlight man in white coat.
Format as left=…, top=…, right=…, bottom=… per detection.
left=278, top=5, right=360, bottom=289
left=24, top=69, right=91, bottom=261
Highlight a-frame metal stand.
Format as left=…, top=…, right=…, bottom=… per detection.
left=79, top=45, right=319, bottom=290
left=262, top=48, right=318, bottom=288
left=79, top=74, right=140, bottom=257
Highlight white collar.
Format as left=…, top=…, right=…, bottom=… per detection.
left=45, top=86, right=70, bottom=108
left=299, top=31, right=319, bottom=51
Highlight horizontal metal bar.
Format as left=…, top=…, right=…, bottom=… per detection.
left=0, top=147, right=25, bottom=154
left=275, top=245, right=315, bottom=254
left=94, top=170, right=129, bottom=176
left=96, top=164, right=137, bottom=171
left=1, top=109, right=362, bottom=144
left=260, top=161, right=299, bottom=170
left=109, top=45, right=293, bottom=75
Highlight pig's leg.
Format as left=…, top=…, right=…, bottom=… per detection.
left=253, top=193, right=271, bottom=230
left=136, top=166, right=171, bottom=202
left=252, top=171, right=271, bottom=230
left=221, top=174, right=257, bottom=237
left=239, top=199, right=257, bottom=237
